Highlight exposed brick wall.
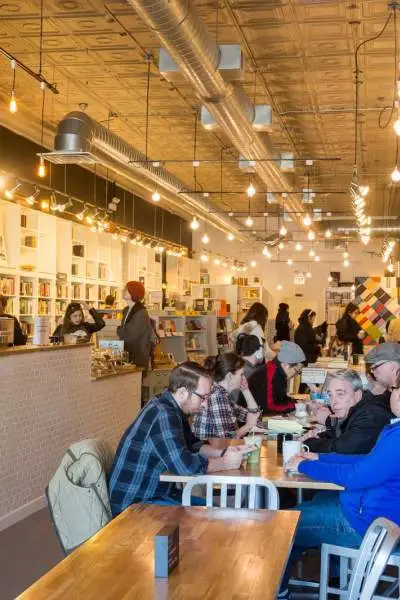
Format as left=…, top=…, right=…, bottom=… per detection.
left=0, top=346, right=141, bottom=522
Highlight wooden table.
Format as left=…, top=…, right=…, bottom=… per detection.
left=18, top=505, right=300, bottom=600
left=160, top=440, right=343, bottom=494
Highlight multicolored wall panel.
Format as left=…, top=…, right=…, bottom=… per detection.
left=354, top=277, right=400, bottom=343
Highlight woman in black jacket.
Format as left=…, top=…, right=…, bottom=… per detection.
left=294, top=309, right=319, bottom=364
left=275, top=303, right=292, bottom=342
left=53, top=301, right=105, bottom=341
left=336, top=302, right=365, bottom=355
left=117, top=281, right=152, bottom=369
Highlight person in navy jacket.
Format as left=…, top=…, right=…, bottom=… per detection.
left=278, top=343, right=400, bottom=599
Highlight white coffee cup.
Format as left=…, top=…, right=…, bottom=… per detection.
left=282, top=440, right=309, bottom=468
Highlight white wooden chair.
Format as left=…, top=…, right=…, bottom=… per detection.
left=181, top=475, right=279, bottom=509
left=318, top=518, right=400, bottom=600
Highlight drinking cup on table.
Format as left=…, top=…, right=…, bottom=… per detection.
left=282, top=440, right=310, bottom=469
left=295, top=403, right=307, bottom=418
left=243, top=435, right=263, bottom=465
left=277, top=433, right=293, bottom=454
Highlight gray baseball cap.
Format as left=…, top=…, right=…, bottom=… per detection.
left=278, top=341, right=306, bottom=364
left=364, top=342, right=400, bottom=366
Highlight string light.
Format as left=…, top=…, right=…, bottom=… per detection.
left=201, top=233, right=209, bottom=244
left=307, top=230, right=315, bottom=241
left=246, top=182, right=256, bottom=197
left=279, top=224, right=287, bottom=236
left=325, top=229, right=332, bottom=239
left=190, top=217, right=199, bottom=230
left=152, top=190, right=160, bottom=202
left=245, top=215, right=253, bottom=227
left=303, top=213, right=312, bottom=227
left=227, top=232, right=234, bottom=241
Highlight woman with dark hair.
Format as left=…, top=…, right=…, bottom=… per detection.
left=336, top=302, right=365, bottom=355
left=191, top=352, right=260, bottom=440
left=294, top=309, right=320, bottom=364
left=0, top=295, right=27, bottom=345
left=275, top=303, right=293, bottom=342
left=232, top=301, right=275, bottom=359
left=53, top=301, right=105, bottom=341
left=117, top=281, right=153, bottom=368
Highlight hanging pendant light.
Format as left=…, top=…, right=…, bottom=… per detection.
left=190, top=217, right=200, bottom=230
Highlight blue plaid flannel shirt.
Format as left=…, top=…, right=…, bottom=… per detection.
left=108, top=391, right=208, bottom=515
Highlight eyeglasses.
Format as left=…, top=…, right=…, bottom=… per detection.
left=191, top=389, right=210, bottom=401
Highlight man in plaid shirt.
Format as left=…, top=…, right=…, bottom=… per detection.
left=109, top=362, right=253, bottom=515
left=192, top=382, right=250, bottom=439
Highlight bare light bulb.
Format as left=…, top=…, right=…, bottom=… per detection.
left=213, top=258, right=221, bottom=266
left=309, top=248, right=315, bottom=257
left=200, top=254, right=209, bottom=263
left=387, top=262, right=395, bottom=273
left=325, top=229, right=332, bottom=239
left=190, top=217, right=199, bottom=230
left=247, top=183, right=256, bottom=198
left=303, top=213, right=312, bottom=227
left=391, top=166, right=400, bottom=183
left=250, top=260, right=257, bottom=268
left=287, top=258, right=293, bottom=266
left=278, top=241, right=285, bottom=250
left=307, top=230, right=315, bottom=241
left=344, top=259, right=350, bottom=267
left=343, top=251, right=349, bottom=258
left=306, top=271, right=312, bottom=278
left=279, top=225, right=287, bottom=236
left=152, top=191, right=160, bottom=202
left=328, top=275, right=333, bottom=283
left=245, top=215, right=253, bottom=227
left=41, top=199, right=49, bottom=210
left=359, top=186, right=369, bottom=197
left=201, top=233, right=209, bottom=244
left=295, top=242, right=302, bottom=251
left=394, top=119, right=400, bottom=136
left=227, top=232, right=234, bottom=241
left=262, top=246, right=271, bottom=258
left=38, top=157, right=46, bottom=178
left=277, top=284, right=283, bottom=291
left=314, top=255, right=320, bottom=262
left=9, top=90, right=17, bottom=113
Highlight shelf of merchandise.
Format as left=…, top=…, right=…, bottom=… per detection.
left=324, top=286, right=353, bottom=340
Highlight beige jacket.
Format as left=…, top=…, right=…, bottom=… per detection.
left=387, top=318, right=400, bottom=342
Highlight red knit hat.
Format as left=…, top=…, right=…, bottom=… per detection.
left=126, top=281, right=145, bottom=301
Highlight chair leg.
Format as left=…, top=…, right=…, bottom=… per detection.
left=319, top=546, right=329, bottom=600
left=340, top=556, right=349, bottom=590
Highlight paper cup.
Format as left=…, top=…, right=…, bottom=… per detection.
left=244, top=435, right=263, bottom=465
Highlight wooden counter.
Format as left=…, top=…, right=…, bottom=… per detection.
left=0, top=342, right=93, bottom=356
left=0, top=343, right=142, bottom=532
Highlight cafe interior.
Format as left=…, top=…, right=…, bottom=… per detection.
left=1, top=0, right=400, bottom=598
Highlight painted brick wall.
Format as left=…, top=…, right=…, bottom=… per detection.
left=0, top=345, right=141, bottom=526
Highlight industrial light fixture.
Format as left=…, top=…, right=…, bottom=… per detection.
left=190, top=217, right=200, bottom=230
left=26, top=187, right=40, bottom=205
left=279, top=224, right=287, bottom=236
left=76, top=205, right=89, bottom=221
left=152, top=190, right=161, bottom=202
left=309, top=248, right=316, bottom=257
left=295, top=242, right=302, bottom=251
left=245, top=215, right=253, bottom=227
left=246, top=182, right=256, bottom=198
left=303, top=213, right=312, bottom=227
left=325, top=229, right=332, bottom=239
left=201, top=232, right=209, bottom=244
left=4, top=182, right=21, bottom=199
left=227, top=232, right=234, bottom=241
left=307, top=230, right=315, bottom=241
left=9, top=60, right=17, bottom=113
left=38, top=156, right=47, bottom=179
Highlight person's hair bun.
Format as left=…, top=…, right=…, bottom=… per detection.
left=204, top=355, right=218, bottom=372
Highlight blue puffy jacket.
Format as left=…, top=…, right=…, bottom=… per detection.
left=299, top=421, right=400, bottom=536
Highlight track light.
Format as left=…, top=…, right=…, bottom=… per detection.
left=227, top=232, right=234, bottom=241
left=213, top=258, right=221, bottom=266
left=279, top=225, right=287, bottom=236
left=152, top=190, right=160, bottom=202
left=76, top=205, right=89, bottom=221
left=325, top=229, right=332, bottom=239
left=247, top=182, right=256, bottom=198
left=201, top=233, right=209, bottom=244
left=307, top=230, right=315, bottom=241
left=190, top=217, right=200, bottom=230
left=26, top=187, right=40, bottom=205
left=303, top=213, right=312, bottom=227
left=277, top=284, right=283, bottom=291
left=38, top=156, right=47, bottom=178
left=387, top=262, right=395, bottom=273
left=391, top=166, right=400, bottom=183
left=5, top=182, right=21, bottom=199
left=40, top=199, right=49, bottom=210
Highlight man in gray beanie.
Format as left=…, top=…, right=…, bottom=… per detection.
left=247, top=340, right=306, bottom=414
left=364, top=342, right=400, bottom=391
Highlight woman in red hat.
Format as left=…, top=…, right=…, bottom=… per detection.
left=117, top=281, right=153, bottom=369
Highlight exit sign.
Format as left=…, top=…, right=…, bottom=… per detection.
left=294, top=273, right=305, bottom=285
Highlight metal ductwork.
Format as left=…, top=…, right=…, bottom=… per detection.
left=126, top=0, right=303, bottom=226
left=48, top=111, right=242, bottom=237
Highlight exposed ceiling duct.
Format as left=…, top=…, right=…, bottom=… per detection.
left=126, top=0, right=304, bottom=227
left=44, top=111, right=244, bottom=238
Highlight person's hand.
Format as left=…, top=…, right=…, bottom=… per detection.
left=357, top=330, right=366, bottom=339
left=240, top=374, right=249, bottom=390
left=285, top=451, right=318, bottom=472
left=390, top=387, right=400, bottom=416
left=299, top=429, right=319, bottom=442
left=245, top=411, right=260, bottom=429
left=80, top=301, right=89, bottom=311
left=311, top=403, right=331, bottom=425
left=222, top=445, right=255, bottom=470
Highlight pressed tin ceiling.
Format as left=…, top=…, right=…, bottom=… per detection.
left=0, top=0, right=399, bottom=235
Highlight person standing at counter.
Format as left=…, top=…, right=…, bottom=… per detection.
left=117, top=281, right=152, bottom=369
left=0, top=295, right=27, bottom=346
left=53, top=301, right=105, bottom=341
left=336, top=302, right=365, bottom=355
left=275, top=303, right=293, bottom=342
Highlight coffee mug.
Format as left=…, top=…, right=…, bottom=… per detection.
left=282, top=440, right=309, bottom=468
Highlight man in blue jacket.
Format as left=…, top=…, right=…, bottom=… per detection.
left=277, top=343, right=400, bottom=599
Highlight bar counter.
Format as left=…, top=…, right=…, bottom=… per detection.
left=0, top=343, right=142, bottom=531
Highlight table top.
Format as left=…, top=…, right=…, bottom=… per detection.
left=160, top=440, right=343, bottom=491
left=18, top=505, right=300, bottom=600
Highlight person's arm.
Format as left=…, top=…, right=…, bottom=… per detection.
left=12, top=316, right=27, bottom=345
left=207, top=390, right=238, bottom=438
left=321, top=409, right=390, bottom=455
left=299, top=427, right=400, bottom=490
left=82, top=304, right=105, bottom=333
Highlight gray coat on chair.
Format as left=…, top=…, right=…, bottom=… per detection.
left=117, top=302, right=152, bottom=368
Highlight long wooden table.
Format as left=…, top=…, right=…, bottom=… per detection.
left=160, top=440, right=343, bottom=493
left=18, top=505, right=300, bottom=600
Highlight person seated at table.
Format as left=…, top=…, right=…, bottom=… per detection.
left=108, top=361, right=254, bottom=515
left=277, top=386, right=400, bottom=600
left=301, top=369, right=393, bottom=454
left=246, top=341, right=306, bottom=415
left=191, top=352, right=260, bottom=440
left=53, top=301, right=105, bottom=341
left=231, top=332, right=265, bottom=405
left=231, top=302, right=275, bottom=359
